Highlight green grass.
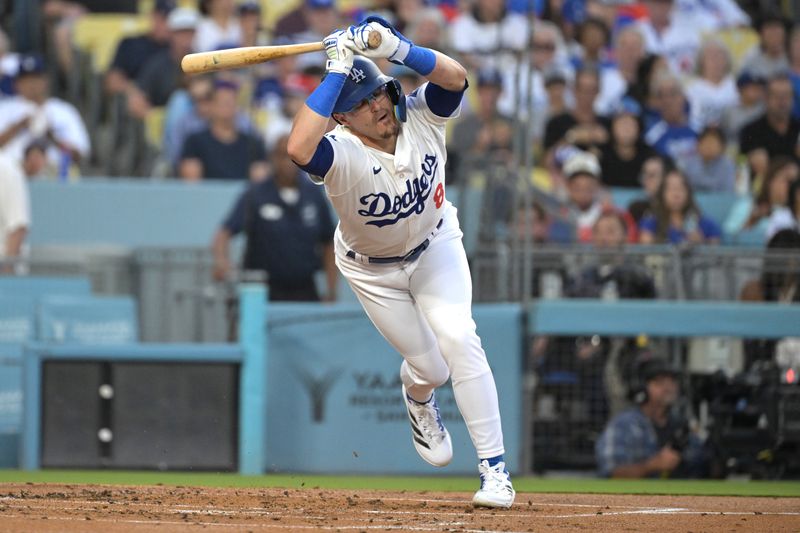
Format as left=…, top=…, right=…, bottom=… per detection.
left=0, top=470, right=799, bottom=497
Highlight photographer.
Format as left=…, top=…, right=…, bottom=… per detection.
left=595, top=356, right=705, bottom=478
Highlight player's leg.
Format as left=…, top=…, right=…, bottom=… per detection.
left=408, top=216, right=515, bottom=507
left=335, top=254, right=453, bottom=465
left=335, top=256, right=449, bottom=396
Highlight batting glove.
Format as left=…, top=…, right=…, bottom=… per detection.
left=347, top=22, right=400, bottom=61
left=350, top=15, right=412, bottom=66
left=324, top=30, right=355, bottom=76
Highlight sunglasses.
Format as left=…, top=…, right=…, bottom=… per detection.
left=351, top=85, right=389, bottom=113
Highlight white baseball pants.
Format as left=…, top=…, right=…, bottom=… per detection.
left=334, top=207, right=505, bottom=459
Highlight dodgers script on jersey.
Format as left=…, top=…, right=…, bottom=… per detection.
left=311, top=83, right=455, bottom=258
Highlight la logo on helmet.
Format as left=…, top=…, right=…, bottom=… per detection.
left=350, top=68, right=366, bottom=83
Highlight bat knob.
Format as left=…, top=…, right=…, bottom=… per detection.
left=367, top=31, right=382, bottom=49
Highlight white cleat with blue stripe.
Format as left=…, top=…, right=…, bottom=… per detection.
left=472, top=460, right=515, bottom=508
left=402, top=384, right=453, bottom=467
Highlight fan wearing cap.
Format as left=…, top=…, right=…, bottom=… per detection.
left=127, top=6, right=200, bottom=119
left=0, top=54, right=89, bottom=173
left=595, top=356, right=705, bottom=478
left=239, top=1, right=269, bottom=48
left=720, top=71, right=766, bottom=144
left=105, top=0, right=174, bottom=96
left=179, top=79, right=268, bottom=181
left=562, top=150, right=608, bottom=243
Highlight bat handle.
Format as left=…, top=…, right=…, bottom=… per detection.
left=367, top=31, right=382, bottom=49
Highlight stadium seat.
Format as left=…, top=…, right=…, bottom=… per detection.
left=72, top=14, right=150, bottom=73
left=708, top=28, right=759, bottom=72
left=144, top=107, right=166, bottom=149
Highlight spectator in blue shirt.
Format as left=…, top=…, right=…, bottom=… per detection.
left=211, top=134, right=336, bottom=302
left=682, top=126, right=736, bottom=193
left=595, top=356, right=706, bottom=478
left=644, top=72, right=698, bottom=167
left=179, top=79, right=268, bottom=181
left=639, top=168, right=721, bottom=244
left=105, top=0, right=174, bottom=96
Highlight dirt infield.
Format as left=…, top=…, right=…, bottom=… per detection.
left=1, top=483, right=799, bottom=532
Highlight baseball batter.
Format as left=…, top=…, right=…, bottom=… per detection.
left=287, top=17, right=515, bottom=508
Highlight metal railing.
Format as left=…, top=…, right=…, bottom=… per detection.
left=3, top=244, right=798, bottom=341
left=472, top=243, right=800, bottom=303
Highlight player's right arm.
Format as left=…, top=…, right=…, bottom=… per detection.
left=287, top=31, right=354, bottom=167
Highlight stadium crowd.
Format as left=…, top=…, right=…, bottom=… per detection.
left=2, top=0, right=800, bottom=265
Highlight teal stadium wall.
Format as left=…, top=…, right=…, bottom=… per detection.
left=27, top=180, right=741, bottom=248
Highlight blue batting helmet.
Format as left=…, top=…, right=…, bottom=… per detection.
left=333, top=57, right=407, bottom=122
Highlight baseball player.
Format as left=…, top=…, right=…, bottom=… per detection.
left=287, top=17, right=515, bottom=508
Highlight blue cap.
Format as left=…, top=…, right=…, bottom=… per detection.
left=154, top=0, right=176, bottom=14
left=238, top=0, right=260, bottom=13
left=737, top=71, right=765, bottom=87
left=333, top=56, right=392, bottom=113
left=477, top=67, right=502, bottom=87
left=17, top=54, right=46, bottom=77
left=306, top=0, right=334, bottom=9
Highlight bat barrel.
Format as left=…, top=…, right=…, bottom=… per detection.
left=181, top=42, right=326, bottom=74
left=180, top=31, right=381, bottom=74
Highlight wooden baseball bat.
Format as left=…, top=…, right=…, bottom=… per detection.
left=181, top=32, right=382, bottom=74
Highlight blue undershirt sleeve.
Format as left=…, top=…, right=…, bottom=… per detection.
left=424, top=80, right=468, bottom=118
left=295, top=137, right=334, bottom=179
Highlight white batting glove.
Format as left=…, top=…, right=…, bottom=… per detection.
left=324, top=30, right=355, bottom=76
left=346, top=23, right=405, bottom=62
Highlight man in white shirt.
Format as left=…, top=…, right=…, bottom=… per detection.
left=0, top=154, right=30, bottom=272
left=0, top=54, right=89, bottom=175
left=636, top=0, right=701, bottom=75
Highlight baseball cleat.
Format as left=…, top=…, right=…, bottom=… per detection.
left=472, top=460, right=515, bottom=508
left=402, top=384, right=453, bottom=467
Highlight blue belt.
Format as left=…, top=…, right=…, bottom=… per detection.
left=346, top=219, right=443, bottom=265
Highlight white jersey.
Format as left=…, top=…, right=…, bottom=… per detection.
left=313, top=83, right=457, bottom=258
left=0, top=95, right=90, bottom=168
left=312, top=76, right=508, bottom=468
